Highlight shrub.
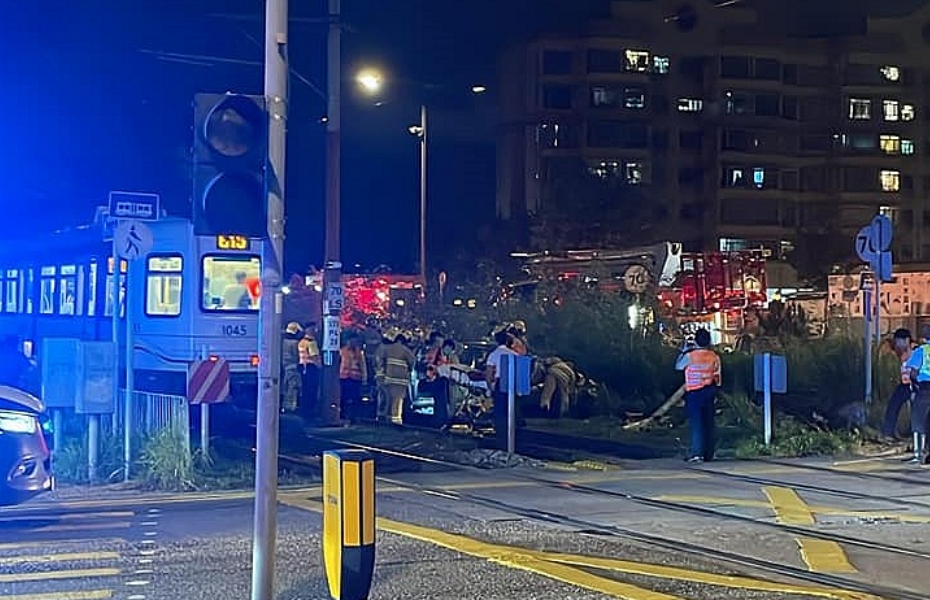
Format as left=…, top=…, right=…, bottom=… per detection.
left=52, top=434, right=125, bottom=484
left=137, top=428, right=195, bottom=491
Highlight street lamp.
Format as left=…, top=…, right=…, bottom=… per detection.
left=408, top=106, right=427, bottom=284
left=355, top=68, right=486, bottom=285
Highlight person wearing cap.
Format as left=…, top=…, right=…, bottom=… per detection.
left=882, top=328, right=916, bottom=441
left=904, top=324, right=930, bottom=464
left=675, top=328, right=721, bottom=463
left=282, top=322, right=303, bottom=413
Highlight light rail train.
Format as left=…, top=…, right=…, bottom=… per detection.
left=0, top=213, right=265, bottom=407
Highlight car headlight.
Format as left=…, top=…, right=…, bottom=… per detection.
left=0, top=410, right=38, bottom=434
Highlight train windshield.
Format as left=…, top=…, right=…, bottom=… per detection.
left=202, top=255, right=261, bottom=312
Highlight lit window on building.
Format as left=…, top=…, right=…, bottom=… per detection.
left=653, top=56, right=670, bottom=74
left=880, top=134, right=901, bottom=154
left=880, top=65, right=901, bottom=82
left=588, top=160, right=621, bottom=179
left=624, top=50, right=650, bottom=72
left=591, top=86, right=617, bottom=107
left=902, top=104, right=916, bottom=121
left=752, top=167, right=765, bottom=189
left=719, top=238, right=748, bottom=252
left=879, top=205, right=896, bottom=220
left=724, top=167, right=745, bottom=187
left=880, top=169, right=900, bottom=192
left=625, top=162, right=643, bottom=185
left=883, top=99, right=899, bottom=121
left=677, top=98, right=703, bottom=112
left=725, top=92, right=751, bottom=115
left=848, top=98, right=871, bottom=120
left=537, top=121, right=578, bottom=148
left=624, top=88, right=645, bottom=109
left=902, top=139, right=915, bottom=155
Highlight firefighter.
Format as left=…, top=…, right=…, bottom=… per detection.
left=375, top=327, right=416, bottom=425
left=282, top=322, right=303, bottom=413
left=675, top=328, right=720, bottom=463
left=298, top=323, right=322, bottom=419
left=535, top=357, right=577, bottom=418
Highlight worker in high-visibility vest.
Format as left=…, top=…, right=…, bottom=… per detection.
left=675, top=328, right=721, bottom=463
left=339, top=334, right=368, bottom=423
left=904, top=325, right=930, bottom=464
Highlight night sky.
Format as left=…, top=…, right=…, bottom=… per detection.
left=1, top=0, right=605, bottom=275
left=0, top=0, right=910, bottom=274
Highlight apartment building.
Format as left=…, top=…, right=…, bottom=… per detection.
left=497, top=0, right=930, bottom=262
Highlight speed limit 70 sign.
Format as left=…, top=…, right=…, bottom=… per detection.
left=325, top=282, right=345, bottom=312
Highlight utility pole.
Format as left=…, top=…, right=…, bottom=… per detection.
left=251, top=0, right=287, bottom=596
left=320, top=0, right=343, bottom=425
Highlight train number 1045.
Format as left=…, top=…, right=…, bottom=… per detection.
left=222, top=325, right=249, bottom=337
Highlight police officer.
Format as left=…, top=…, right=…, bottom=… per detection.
left=675, top=328, right=721, bottom=463
left=904, top=325, right=930, bottom=464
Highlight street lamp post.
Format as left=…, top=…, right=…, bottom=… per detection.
left=409, top=105, right=428, bottom=284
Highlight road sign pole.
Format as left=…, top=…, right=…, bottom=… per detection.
left=251, top=0, right=288, bottom=597
left=864, top=290, right=873, bottom=406
left=873, top=254, right=882, bottom=346
left=111, top=239, right=119, bottom=446
left=200, top=346, right=211, bottom=460
left=124, top=268, right=134, bottom=481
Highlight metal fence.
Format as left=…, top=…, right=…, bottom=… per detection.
left=106, top=390, right=190, bottom=454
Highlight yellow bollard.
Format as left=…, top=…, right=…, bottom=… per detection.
left=323, top=450, right=376, bottom=600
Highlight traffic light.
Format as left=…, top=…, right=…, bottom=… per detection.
left=192, top=93, right=268, bottom=237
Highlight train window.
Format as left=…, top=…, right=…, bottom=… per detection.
left=87, top=260, right=98, bottom=317
left=39, top=266, right=56, bottom=314
left=202, top=255, right=260, bottom=312
left=5, top=270, right=18, bottom=313
left=146, top=255, right=183, bottom=317
left=59, top=265, right=77, bottom=316
left=25, top=269, right=33, bottom=314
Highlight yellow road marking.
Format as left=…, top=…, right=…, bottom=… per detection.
left=0, top=551, right=120, bottom=566
left=530, top=551, right=881, bottom=600
left=655, top=495, right=930, bottom=523
left=0, top=568, right=120, bottom=583
left=0, top=591, right=113, bottom=600
left=282, top=493, right=683, bottom=600
left=763, top=487, right=856, bottom=574
left=763, top=487, right=816, bottom=525
left=0, top=537, right=125, bottom=551
left=280, top=493, right=878, bottom=600
left=33, top=522, right=132, bottom=533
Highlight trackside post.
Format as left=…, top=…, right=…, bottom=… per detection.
left=323, top=450, right=375, bottom=600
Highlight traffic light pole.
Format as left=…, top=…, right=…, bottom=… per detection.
left=320, top=0, right=343, bottom=425
left=251, top=0, right=287, bottom=597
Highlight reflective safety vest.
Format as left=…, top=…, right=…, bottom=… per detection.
left=298, top=336, right=320, bottom=366
left=339, top=347, right=366, bottom=381
left=683, top=348, right=721, bottom=391
left=916, top=343, right=930, bottom=383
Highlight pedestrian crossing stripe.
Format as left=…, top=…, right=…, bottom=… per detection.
left=0, top=568, right=120, bottom=584
left=0, top=551, right=120, bottom=566
left=0, top=592, right=113, bottom=600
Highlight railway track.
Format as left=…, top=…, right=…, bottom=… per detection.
left=280, top=429, right=930, bottom=600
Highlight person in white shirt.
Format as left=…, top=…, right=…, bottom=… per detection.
left=485, top=329, right=518, bottom=446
